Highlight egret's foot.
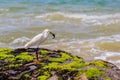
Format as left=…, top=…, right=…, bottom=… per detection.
left=33, top=59, right=41, bottom=64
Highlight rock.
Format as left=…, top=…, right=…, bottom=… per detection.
left=48, top=53, right=61, bottom=58
left=48, top=74, right=58, bottom=80
left=7, top=70, right=17, bottom=75
left=79, top=73, right=88, bottom=80
left=29, top=65, right=37, bottom=70
left=0, top=48, right=120, bottom=80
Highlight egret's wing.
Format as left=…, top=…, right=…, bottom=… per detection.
left=31, top=33, right=45, bottom=43
left=24, top=33, right=45, bottom=48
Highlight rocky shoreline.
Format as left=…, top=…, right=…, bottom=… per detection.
left=0, top=48, right=120, bottom=80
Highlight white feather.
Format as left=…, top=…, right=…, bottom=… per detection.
left=24, top=29, right=49, bottom=48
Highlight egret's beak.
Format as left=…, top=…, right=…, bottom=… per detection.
left=50, top=32, right=55, bottom=39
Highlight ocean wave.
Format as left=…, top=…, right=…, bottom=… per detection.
left=7, top=34, right=120, bottom=49
left=42, top=34, right=120, bottom=58
left=35, top=12, right=120, bottom=25
left=35, top=12, right=82, bottom=22
left=82, top=34, right=120, bottom=52
left=35, top=12, right=120, bottom=20
left=37, top=34, right=120, bottom=55
left=9, top=37, right=30, bottom=46
left=95, top=52, right=120, bottom=60
left=0, top=8, right=9, bottom=12
left=0, top=42, right=6, bottom=46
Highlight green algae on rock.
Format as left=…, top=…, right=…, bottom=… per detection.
left=0, top=48, right=120, bottom=80
left=93, top=60, right=109, bottom=68
left=37, top=71, right=51, bottom=80
left=0, top=48, right=14, bottom=60
left=47, top=53, right=72, bottom=63
left=40, top=50, right=49, bottom=55
left=83, top=68, right=103, bottom=79
left=15, top=52, right=35, bottom=63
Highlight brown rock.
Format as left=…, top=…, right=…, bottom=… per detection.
left=79, top=73, right=88, bottom=80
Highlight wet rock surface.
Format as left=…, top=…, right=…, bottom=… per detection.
left=0, top=48, right=120, bottom=80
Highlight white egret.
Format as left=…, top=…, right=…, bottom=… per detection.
left=24, top=29, right=55, bottom=60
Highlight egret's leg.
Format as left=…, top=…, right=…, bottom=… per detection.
left=36, top=47, right=39, bottom=60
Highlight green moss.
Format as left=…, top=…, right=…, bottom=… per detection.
left=94, top=60, right=108, bottom=68
left=59, top=63, right=76, bottom=71
left=3, top=64, right=22, bottom=70
left=5, top=52, right=35, bottom=63
left=40, top=50, right=48, bottom=55
left=37, top=71, right=51, bottom=80
left=57, top=56, right=85, bottom=71
left=9, top=57, right=16, bottom=63
left=47, top=53, right=71, bottom=63
left=60, top=62, right=83, bottom=71
left=37, top=75, right=49, bottom=80
left=73, top=56, right=83, bottom=63
left=0, top=48, right=13, bottom=54
left=105, top=77, right=112, bottom=80
left=53, top=57, right=83, bottom=71
left=59, top=61, right=89, bottom=71
left=84, top=62, right=91, bottom=66
left=43, top=60, right=83, bottom=71
left=44, top=71, right=51, bottom=77
left=85, top=68, right=103, bottom=79
left=0, top=48, right=14, bottom=60
left=24, top=74, right=31, bottom=78
left=0, top=53, right=14, bottom=60
left=44, top=55, right=87, bottom=71
left=43, top=62, right=59, bottom=70
left=8, top=64, right=22, bottom=68
left=74, top=68, right=103, bottom=79
left=15, top=52, right=35, bottom=63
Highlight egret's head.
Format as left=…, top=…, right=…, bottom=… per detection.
left=44, top=29, right=50, bottom=32
left=44, top=29, right=55, bottom=39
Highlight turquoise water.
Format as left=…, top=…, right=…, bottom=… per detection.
left=0, top=0, right=120, bottom=6
left=0, top=0, right=120, bottom=68
left=0, top=0, right=120, bottom=13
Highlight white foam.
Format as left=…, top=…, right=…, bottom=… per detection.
left=90, top=48, right=103, bottom=54
left=35, top=12, right=120, bottom=25
left=9, top=37, right=30, bottom=45
left=36, top=12, right=120, bottom=20
left=0, top=42, right=6, bottom=46
left=35, top=12, right=81, bottom=19
left=94, top=55, right=107, bottom=60
left=105, top=52, right=120, bottom=57
left=84, top=34, right=120, bottom=45
left=94, top=51, right=120, bottom=60
left=109, top=60, right=120, bottom=63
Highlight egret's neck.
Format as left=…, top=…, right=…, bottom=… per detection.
left=43, top=31, right=49, bottom=38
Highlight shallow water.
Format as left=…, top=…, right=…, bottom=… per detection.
left=0, top=0, right=120, bottom=68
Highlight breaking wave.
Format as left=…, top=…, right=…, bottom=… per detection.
left=9, top=37, right=30, bottom=47
left=35, top=12, right=120, bottom=25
